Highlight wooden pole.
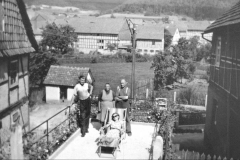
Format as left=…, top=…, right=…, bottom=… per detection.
left=131, top=24, right=137, bottom=100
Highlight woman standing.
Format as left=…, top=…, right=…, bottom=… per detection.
left=71, top=75, right=93, bottom=137
left=98, top=83, right=115, bottom=126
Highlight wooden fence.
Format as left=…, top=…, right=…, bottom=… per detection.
left=175, top=150, right=236, bottom=160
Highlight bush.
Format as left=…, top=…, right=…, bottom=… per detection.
left=177, top=87, right=205, bottom=105
left=91, top=57, right=97, bottom=63
left=188, top=63, right=196, bottom=75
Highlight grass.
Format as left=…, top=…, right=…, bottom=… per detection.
left=25, top=0, right=127, bottom=11
left=62, top=62, right=154, bottom=95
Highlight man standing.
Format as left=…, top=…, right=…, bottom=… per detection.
left=71, top=75, right=93, bottom=137
left=115, top=79, right=132, bottom=136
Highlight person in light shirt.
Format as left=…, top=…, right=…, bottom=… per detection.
left=71, top=75, right=93, bottom=137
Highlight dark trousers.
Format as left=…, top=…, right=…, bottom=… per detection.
left=116, top=100, right=131, bottom=133
left=76, top=97, right=91, bottom=135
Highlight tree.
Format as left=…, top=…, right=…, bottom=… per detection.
left=29, top=52, right=58, bottom=86
left=164, top=29, right=173, bottom=49
left=151, top=51, right=176, bottom=89
left=196, top=42, right=212, bottom=62
left=40, top=23, right=77, bottom=54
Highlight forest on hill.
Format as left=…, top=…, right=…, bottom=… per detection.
left=113, top=0, right=239, bottom=20
left=24, top=0, right=238, bottom=20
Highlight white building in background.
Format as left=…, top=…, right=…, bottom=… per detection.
left=186, top=21, right=212, bottom=44
left=43, top=66, right=94, bottom=102
left=136, top=25, right=164, bottom=55
left=60, top=17, right=132, bottom=54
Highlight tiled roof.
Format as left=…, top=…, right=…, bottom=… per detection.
left=136, top=25, right=164, bottom=40
left=205, top=1, right=240, bottom=33
left=44, top=65, right=94, bottom=87
left=0, top=0, right=35, bottom=57
left=187, top=21, right=211, bottom=31
left=66, top=17, right=130, bottom=35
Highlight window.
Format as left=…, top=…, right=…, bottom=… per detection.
left=215, top=36, right=221, bottom=66
left=97, top=39, right=104, bottom=43
left=152, top=41, right=155, bottom=45
left=144, top=49, right=148, bottom=52
left=150, top=50, right=154, bottom=53
left=10, top=60, right=18, bottom=86
left=137, top=49, right=142, bottom=52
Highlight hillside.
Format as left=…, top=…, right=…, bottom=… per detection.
left=113, top=0, right=239, bottom=20
left=24, top=0, right=238, bottom=20
left=24, top=0, right=128, bottom=11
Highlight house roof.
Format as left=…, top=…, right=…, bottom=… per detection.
left=136, top=25, right=164, bottom=40
left=0, top=0, right=35, bottom=57
left=187, top=21, right=211, bottom=31
left=204, top=1, right=240, bottom=33
left=66, top=17, right=130, bottom=36
left=44, top=65, right=94, bottom=87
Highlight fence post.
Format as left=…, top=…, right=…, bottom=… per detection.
left=146, top=88, right=149, bottom=99
left=205, top=95, right=208, bottom=108
left=46, top=120, right=49, bottom=147
left=174, top=92, right=176, bottom=103
left=68, top=106, right=71, bottom=130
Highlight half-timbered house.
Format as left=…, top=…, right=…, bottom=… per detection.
left=203, top=1, right=240, bottom=158
left=0, top=0, right=35, bottom=143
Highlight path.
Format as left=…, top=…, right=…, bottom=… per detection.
left=49, top=122, right=155, bottom=159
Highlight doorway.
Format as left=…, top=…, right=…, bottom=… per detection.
left=60, top=86, right=67, bottom=101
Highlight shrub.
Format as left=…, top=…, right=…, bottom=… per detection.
left=188, top=63, right=196, bottom=75
left=177, top=87, right=205, bottom=105
left=91, top=57, right=97, bottom=63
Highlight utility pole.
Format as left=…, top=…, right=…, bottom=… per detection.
left=131, top=24, right=137, bottom=100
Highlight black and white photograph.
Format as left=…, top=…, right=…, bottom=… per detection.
left=0, top=0, right=239, bottom=159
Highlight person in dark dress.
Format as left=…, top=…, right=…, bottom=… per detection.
left=71, top=75, right=93, bottom=137
left=115, top=79, right=132, bottom=136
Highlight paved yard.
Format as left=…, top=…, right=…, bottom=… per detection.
left=49, top=122, right=155, bottom=159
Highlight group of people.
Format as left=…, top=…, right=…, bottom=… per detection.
left=71, top=75, right=132, bottom=138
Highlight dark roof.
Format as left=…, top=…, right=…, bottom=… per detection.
left=204, top=1, right=240, bottom=33
left=67, top=17, right=130, bottom=36
left=136, top=25, right=164, bottom=40
left=0, top=0, right=35, bottom=57
left=44, top=65, right=94, bottom=87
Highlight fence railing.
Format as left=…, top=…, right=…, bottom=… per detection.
left=176, top=150, right=235, bottom=160
left=23, top=105, right=78, bottom=159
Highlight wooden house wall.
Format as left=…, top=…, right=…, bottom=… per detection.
left=205, top=24, right=240, bottom=158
